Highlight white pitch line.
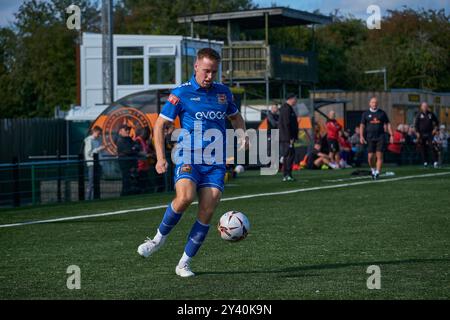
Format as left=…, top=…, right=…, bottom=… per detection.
left=0, top=171, right=449, bottom=229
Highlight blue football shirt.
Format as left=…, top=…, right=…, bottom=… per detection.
left=160, top=75, right=239, bottom=165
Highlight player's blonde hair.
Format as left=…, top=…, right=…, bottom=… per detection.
left=197, top=48, right=221, bottom=62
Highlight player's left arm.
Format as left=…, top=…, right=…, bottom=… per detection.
left=432, top=113, right=439, bottom=135
left=228, top=113, right=248, bottom=150
left=385, top=117, right=394, bottom=144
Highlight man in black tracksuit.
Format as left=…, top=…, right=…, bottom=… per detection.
left=279, top=94, right=299, bottom=181
left=116, top=125, right=140, bottom=195
left=360, top=97, right=393, bottom=180
left=414, top=102, right=439, bottom=168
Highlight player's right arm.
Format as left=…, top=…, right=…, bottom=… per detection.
left=360, top=113, right=366, bottom=145
left=155, top=90, right=182, bottom=174
left=154, top=116, right=170, bottom=174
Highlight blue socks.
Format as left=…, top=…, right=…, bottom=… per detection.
left=158, top=202, right=182, bottom=236
left=156, top=203, right=210, bottom=266
left=184, top=220, right=210, bottom=258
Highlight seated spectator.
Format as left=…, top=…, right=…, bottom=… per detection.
left=338, top=131, right=352, bottom=168
left=350, top=126, right=363, bottom=167
left=432, top=127, right=447, bottom=167
left=306, top=143, right=338, bottom=170
left=387, top=124, right=405, bottom=165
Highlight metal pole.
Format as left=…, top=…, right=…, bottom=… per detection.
left=265, top=12, right=269, bottom=107
left=102, top=0, right=114, bottom=105
left=57, top=151, right=62, bottom=203
left=31, top=165, right=36, bottom=205
left=78, top=154, right=85, bottom=201
left=12, top=156, right=20, bottom=207
left=227, top=20, right=233, bottom=86
left=383, top=68, right=387, bottom=91
left=264, top=12, right=269, bottom=46
left=93, top=153, right=100, bottom=200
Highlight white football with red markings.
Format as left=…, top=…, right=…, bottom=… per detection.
left=217, top=211, right=250, bottom=241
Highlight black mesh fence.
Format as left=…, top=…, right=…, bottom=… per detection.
left=0, top=155, right=174, bottom=208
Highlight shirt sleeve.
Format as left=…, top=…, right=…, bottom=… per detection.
left=225, top=89, right=239, bottom=116
left=382, top=111, right=390, bottom=124
left=360, top=112, right=367, bottom=125
left=160, top=88, right=182, bottom=122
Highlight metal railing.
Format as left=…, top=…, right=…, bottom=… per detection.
left=0, top=154, right=174, bottom=208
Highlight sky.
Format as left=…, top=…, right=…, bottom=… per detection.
left=0, top=0, right=449, bottom=27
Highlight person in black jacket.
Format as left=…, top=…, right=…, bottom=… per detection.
left=414, top=102, right=439, bottom=168
left=116, top=124, right=140, bottom=195
left=278, top=93, right=299, bottom=181
left=266, top=103, right=279, bottom=158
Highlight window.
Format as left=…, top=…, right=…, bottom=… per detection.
left=182, top=47, right=196, bottom=82
left=149, top=56, right=176, bottom=84
left=117, top=46, right=143, bottom=85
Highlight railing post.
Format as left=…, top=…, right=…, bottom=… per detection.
left=12, top=156, right=20, bottom=207
left=93, top=153, right=100, bottom=199
left=31, top=165, right=36, bottom=205
left=57, top=151, right=62, bottom=203
left=78, top=154, right=85, bottom=201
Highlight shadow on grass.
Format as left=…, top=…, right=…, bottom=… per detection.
left=196, top=258, right=450, bottom=277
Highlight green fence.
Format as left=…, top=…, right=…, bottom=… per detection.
left=0, top=156, right=174, bottom=208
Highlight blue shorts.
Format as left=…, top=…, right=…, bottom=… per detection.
left=174, top=164, right=226, bottom=192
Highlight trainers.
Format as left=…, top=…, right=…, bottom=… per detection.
left=282, top=176, right=288, bottom=182
left=137, top=237, right=165, bottom=258
left=175, top=263, right=195, bottom=278
left=433, top=162, right=439, bottom=169
left=423, top=162, right=428, bottom=168
left=286, top=175, right=295, bottom=181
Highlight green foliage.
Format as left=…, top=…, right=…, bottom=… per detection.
left=0, top=2, right=448, bottom=118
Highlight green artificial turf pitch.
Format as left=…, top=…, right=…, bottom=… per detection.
left=0, top=166, right=449, bottom=299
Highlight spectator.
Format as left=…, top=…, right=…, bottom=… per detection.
left=338, top=131, right=352, bottom=168
left=84, top=126, right=105, bottom=200
left=266, top=103, right=279, bottom=159
left=325, top=110, right=342, bottom=168
left=432, top=125, right=448, bottom=167
left=387, top=124, right=406, bottom=165
left=116, top=124, right=140, bottom=196
left=279, top=93, right=299, bottom=182
left=134, top=127, right=153, bottom=193
left=350, top=126, right=363, bottom=167
left=405, top=125, right=417, bottom=146
left=306, top=143, right=338, bottom=170
left=267, top=104, right=279, bottom=131
left=414, top=102, right=439, bottom=168
left=437, top=125, right=448, bottom=154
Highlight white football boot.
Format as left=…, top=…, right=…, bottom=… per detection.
left=175, top=263, right=195, bottom=278
left=137, top=237, right=165, bottom=258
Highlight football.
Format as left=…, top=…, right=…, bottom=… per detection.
left=217, top=211, right=250, bottom=241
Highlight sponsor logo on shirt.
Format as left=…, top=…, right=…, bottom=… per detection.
left=217, top=94, right=227, bottom=104
left=195, top=111, right=227, bottom=120
left=168, top=94, right=180, bottom=106
left=190, top=97, right=201, bottom=101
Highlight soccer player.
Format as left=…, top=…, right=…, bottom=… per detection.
left=360, top=97, right=393, bottom=180
left=325, top=110, right=342, bottom=168
left=414, top=102, right=439, bottom=168
left=137, top=48, right=246, bottom=277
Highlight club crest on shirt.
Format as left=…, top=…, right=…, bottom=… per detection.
left=217, top=94, right=227, bottom=104
left=168, top=94, right=180, bottom=106
left=180, top=164, right=192, bottom=173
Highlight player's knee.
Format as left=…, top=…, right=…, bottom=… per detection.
left=176, top=192, right=196, bottom=206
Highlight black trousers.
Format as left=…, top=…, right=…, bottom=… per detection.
left=418, top=134, right=436, bottom=164
left=280, top=142, right=294, bottom=177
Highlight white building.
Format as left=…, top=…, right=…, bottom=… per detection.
left=66, top=32, right=223, bottom=120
